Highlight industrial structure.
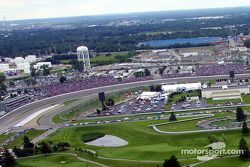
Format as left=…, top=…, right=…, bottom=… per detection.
left=77, top=46, right=91, bottom=71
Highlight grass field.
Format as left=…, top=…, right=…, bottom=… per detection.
left=43, top=114, right=249, bottom=163
left=206, top=98, right=241, bottom=104
left=165, top=90, right=200, bottom=110
left=90, top=51, right=134, bottom=66
left=196, top=157, right=250, bottom=167
left=156, top=118, right=204, bottom=131
left=5, top=129, right=45, bottom=148
left=156, top=112, right=234, bottom=132
left=16, top=154, right=93, bottom=167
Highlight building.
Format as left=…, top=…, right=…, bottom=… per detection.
left=202, top=85, right=250, bottom=100
left=137, top=92, right=161, bottom=100
left=162, top=83, right=202, bottom=93
left=181, top=52, right=199, bottom=57
left=77, top=46, right=91, bottom=71
left=10, top=57, right=24, bottom=64
left=9, top=55, right=37, bottom=64
left=237, top=47, right=248, bottom=52
left=0, top=64, right=10, bottom=72
left=16, top=63, right=31, bottom=74
left=25, top=55, right=37, bottom=63
left=4, top=95, right=30, bottom=110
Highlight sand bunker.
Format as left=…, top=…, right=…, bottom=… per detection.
left=85, top=135, right=128, bottom=147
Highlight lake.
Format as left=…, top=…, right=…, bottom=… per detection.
left=140, top=37, right=223, bottom=47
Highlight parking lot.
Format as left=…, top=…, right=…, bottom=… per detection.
left=171, top=99, right=207, bottom=111
left=89, top=96, right=166, bottom=117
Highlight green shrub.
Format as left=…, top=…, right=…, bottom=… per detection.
left=81, top=133, right=105, bottom=143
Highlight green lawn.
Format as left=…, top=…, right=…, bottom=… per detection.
left=156, top=112, right=234, bottom=132
left=0, top=133, right=12, bottom=143
left=213, top=119, right=233, bottom=126
left=196, top=157, right=250, bottom=167
left=6, top=129, right=45, bottom=148
left=90, top=51, right=135, bottom=66
left=16, top=154, right=93, bottom=167
left=242, top=94, right=250, bottom=104
left=156, top=117, right=204, bottom=131
left=50, top=66, right=73, bottom=74
left=165, top=90, right=201, bottom=110
left=43, top=116, right=249, bottom=163
left=206, top=98, right=241, bottom=104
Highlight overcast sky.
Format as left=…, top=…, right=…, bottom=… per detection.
left=1, top=0, right=250, bottom=21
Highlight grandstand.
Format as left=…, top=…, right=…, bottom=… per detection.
left=4, top=95, right=30, bottom=110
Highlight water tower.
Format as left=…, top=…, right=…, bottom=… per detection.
left=76, top=46, right=91, bottom=71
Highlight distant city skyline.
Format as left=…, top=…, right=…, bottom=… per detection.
left=1, top=0, right=250, bottom=21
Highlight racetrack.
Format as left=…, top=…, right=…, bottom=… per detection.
left=0, top=74, right=248, bottom=134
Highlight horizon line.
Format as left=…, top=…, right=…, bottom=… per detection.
left=2, top=5, right=250, bottom=22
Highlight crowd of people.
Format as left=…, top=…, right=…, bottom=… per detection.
left=39, top=64, right=246, bottom=97
left=41, top=76, right=154, bottom=97
left=195, top=64, right=245, bottom=76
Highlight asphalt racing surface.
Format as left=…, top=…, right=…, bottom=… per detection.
left=0, top=74, right=249, bottom=133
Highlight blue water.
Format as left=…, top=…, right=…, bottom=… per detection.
left=141, top=37, right=223, bottom=47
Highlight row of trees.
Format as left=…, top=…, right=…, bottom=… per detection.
left=1, top=10, right=250, bottom=57
left=12, top=136, right=71, bottom=158
left=133, top=68, right=151, bottom=78
left=30, top=64, right=51, bottom=78
left=149, top=85, right=162, bottom=92
left=0, top=73, right=7, bottom=100
left=244, top=39, right=250, bottom=48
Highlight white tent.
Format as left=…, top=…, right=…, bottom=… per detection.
left=138, top=92, right=161, bottom=100
left=162, top=83, right=201, bottom=93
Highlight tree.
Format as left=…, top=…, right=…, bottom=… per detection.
left=96, top=109, right=101, bottom=115
left=40, top=142, right=52, bottom=154
left=149, top=85, right=156, bottom=92
left=0, top=82, right=7, bottom=100
left=133, top=71, right=144, bottom=77
left=155, top=85, right=162, bottom=92
left=144, top=68, right=151, bottom=76
left=23, top=136, right=34, bottom=149
left=0, top=148, right=15, bottom=167
left=0, top=73, right=6, bottom=100
left=106, top=98, right=115, bottom=106
left=30, top=65, right=37, bottom=78
left=244, top=39, right=250, bottom=48
left=59, top=76, right=67, bottom=83
left=41, top=65, right=50, bottom=76
left=242, top=121, right=250, bottom=134
left=163, top=155, right=181, bottom=167
left=71, top=60, right=84, bottom=72
left=169, top=112, right=177, bottom=122
left=239, top=138, right=250, bottom=159
left=236, top=107, right=246, bottom=122
left=0, top=73, right=6, bottom=83
left=57, top=142, right=70, bottom=151
left=12, top=147, right=29, bottom=157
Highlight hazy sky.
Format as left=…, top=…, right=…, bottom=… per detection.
left=1, top=0, right=250, bottom=21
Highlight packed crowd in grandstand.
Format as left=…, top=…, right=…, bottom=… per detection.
left=38, top=64, right=245, bottom=97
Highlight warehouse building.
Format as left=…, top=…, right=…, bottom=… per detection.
left=202, top=85, right=250, bottom=100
